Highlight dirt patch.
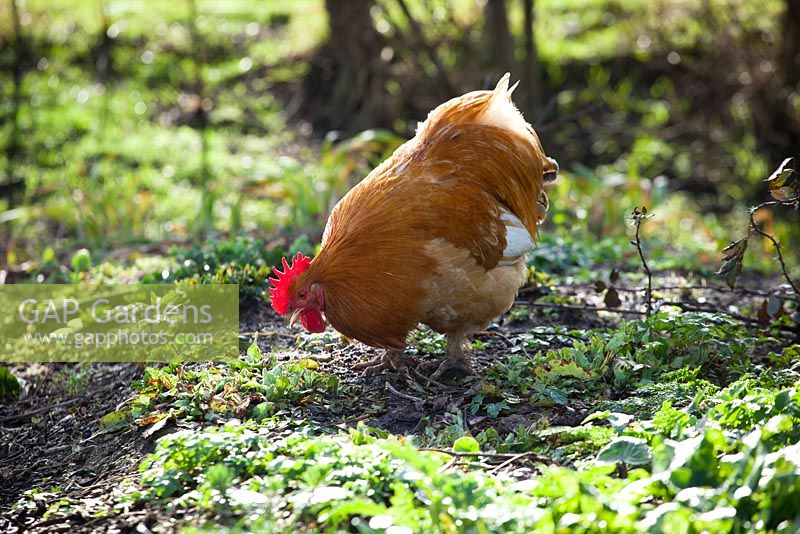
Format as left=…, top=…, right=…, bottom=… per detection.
left=0, top=363, right=149, bottom=531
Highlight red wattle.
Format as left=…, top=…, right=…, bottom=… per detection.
left=299, top=309, right=325, bottom=333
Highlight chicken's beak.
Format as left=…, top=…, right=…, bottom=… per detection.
left=285, top=308, right=302, bottom=328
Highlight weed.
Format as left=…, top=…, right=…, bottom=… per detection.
left=0, top=366, right=21, bottom=400
left=142, top=235, right=313, bottom=301
left=130, top=341, right=344, bottom=424
left=484, top=313, right=753, bottom=415
left=51, top=365, right=94, bottom=396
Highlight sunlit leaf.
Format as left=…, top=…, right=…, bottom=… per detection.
left=769, top=184, right=799, bottom=202
left=297, top=358, right=319, bottom=370
left=453, top=436, right=480, bottom=453
left=764, top=157, right=795, bottom=189
left=100, top=409, right=132, bottom=430
left=142, top=415, right=172, bottom=438
left=597, top=436, right=651, bottom=465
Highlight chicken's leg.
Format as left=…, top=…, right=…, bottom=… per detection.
left=353, top=350, right=413, bottom=376
left=431, top=333, right=474, bottom=379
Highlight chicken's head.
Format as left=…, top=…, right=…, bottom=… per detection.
left=268, top=252, right=325, bottom=333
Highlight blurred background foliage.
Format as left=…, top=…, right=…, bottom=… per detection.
left=0, top=0, right=798, bottom=277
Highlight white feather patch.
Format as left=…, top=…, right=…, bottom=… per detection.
left=501, top=210, right=534, bottom=259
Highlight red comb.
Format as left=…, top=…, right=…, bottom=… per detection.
left=268, top=252, right=312, bottom=314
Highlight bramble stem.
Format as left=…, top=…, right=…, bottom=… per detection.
left=749, top=201, right=800, bottom=297
left=631, top=208, right=653, bottom=317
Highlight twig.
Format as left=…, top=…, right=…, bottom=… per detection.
left=410, top=367, right=452, bottom=389
left=489, top=451, right=554, bottom=474
left=187, top=0, right=215, bottom=235
left=438, top=456, right=460, bottom=472
left=0, top=380, right=125, bottom=425
left=656, top=301, right=797, bottom=335
left=339, top=412, right=375, bottom=427
left=385, top=381, right=422, bottom=402
left=240, top=330, right=297, bottom=339
left=749, top=201, right=800, bottom=297
left=631, top=207, right=654, bottom=317
left=0, top=396, right=82, bottom=424
left=517, top=298, right=796, bottom=335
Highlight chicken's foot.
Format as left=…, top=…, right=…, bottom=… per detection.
left=431, top=334, right=474, bottom=380
left=353, top=350, right=412, bottom=376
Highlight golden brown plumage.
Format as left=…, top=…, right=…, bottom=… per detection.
left=273, top=74, right=558, bottom=376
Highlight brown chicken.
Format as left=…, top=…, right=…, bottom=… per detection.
left=270, top=74, right=558, bottom=377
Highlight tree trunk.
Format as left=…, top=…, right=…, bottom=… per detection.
left=483, top=0, right=515, bottom=81
left=780, top=0, right=800, bottom=90
left=311, top=0, right=387, bottom=131
left=522, top=0, right=543, bottom=117
left=776, top=0, right=800, bottom=157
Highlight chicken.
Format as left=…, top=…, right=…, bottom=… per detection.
left=269, top=74, right=558, bottom=378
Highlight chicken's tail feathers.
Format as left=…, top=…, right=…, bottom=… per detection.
left=479, top=73, right=531, bottom=140
left=418, top=73, right=530, bottom=141
left=492, top=72, right=519, bottom=99
left=418, top=74, right=512, bottom=137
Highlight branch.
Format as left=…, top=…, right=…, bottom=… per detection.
left=385, top=381, right=422, bottom=402
left=631, top=207, right=653, bottom=317
left=749, top=201, right=800, bottom=296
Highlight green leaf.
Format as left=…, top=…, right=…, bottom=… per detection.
left=251, top=402, right=275, bottom=420
left=717, top=237, right=748, bottom=289
left=453, top=436, right=480, bottom=454
left=205, top=464, right=234, bottom=491
left=608, top=412, right=634, bottom=434
left=297, top=358, right=319, bottom=370
left=486, top=402, right=507, bottom=418
left=247, top=340, right=262, bottom=360
left=597, top=436, right=651, bottom=466
left=70, top=248, right=92, bottom=272
left=582, top=410, right=612, bottom=425
left=764, top=157, right=795, bottom=189
left=769, top=184, right=799, bottom=202
left=100, top=409, right=132, bottom=430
